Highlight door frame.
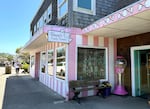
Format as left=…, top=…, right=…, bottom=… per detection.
left=131, top=45, right=150, bottom=96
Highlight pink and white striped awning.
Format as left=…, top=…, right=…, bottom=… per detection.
left=82, top=0, right=150, bottom=38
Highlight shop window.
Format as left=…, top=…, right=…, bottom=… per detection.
left=48, top=49, right=54, bottom=76
left=73, top=0, right=96, bottom=15
left=56, top=47, right=66, bottom=80
left=31, top=56, right=35, bottom=68
left=43, top=11, right=47, bottom=24
left=77, top=47, right=106, bottom=80
left=41, top=52, right=46, bottom=73
left=58, top=0, right=68, bottom=19
left=47, top=4, right=52, bottom=22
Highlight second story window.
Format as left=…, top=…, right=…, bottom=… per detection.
left=34, top=24, right=37, bottom=33
left=47, top=4, right=52, bottom=21
left=78, top=0, right=91, bottom=10
left=73, top=0, right=96, bottom=15
left=43, top=11, right=47, bottom=24
left=58, top=0, right=68, bottom=19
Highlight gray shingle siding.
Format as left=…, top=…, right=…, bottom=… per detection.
left=70, top=0, right=139, bottom=29
left=31, top=0, right=139, bottom=35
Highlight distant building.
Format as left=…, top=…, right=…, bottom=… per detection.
left=23, top=0, right=150, bottom=99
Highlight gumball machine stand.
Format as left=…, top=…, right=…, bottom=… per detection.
left=113, top=56, right=128, bottom=95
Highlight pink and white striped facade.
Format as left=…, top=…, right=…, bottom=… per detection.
left=23, top=0, right=150, bottom=99
left=26, top=25, right=117, bottom=99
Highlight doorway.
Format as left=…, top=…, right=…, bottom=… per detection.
left=131, top=45, right=150, bottom=97
left=35, top=52, right=40, bottom=80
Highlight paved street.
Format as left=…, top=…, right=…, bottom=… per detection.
left=1, top=74, right=150, bottom=109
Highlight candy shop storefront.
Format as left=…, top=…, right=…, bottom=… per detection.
left=23, top=0, right=150, bottom=99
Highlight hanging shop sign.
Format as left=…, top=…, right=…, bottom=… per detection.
left=48, top=30, right=72, bottom=43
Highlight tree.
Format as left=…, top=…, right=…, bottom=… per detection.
left=15, top=47, right=30, bottom=64
left=16, top=47, right=21, bottom=54
left=7, top=55, right=13, bottom=62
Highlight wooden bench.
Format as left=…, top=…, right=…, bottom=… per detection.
left=69, top=80, right=106, bottom=103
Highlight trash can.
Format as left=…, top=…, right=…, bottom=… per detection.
left=5, top=65, right=11, bottom=74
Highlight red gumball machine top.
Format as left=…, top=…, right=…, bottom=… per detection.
left=115, top=56, right=127, bottom=74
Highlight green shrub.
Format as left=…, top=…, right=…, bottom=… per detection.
left=21, top=63, right=29, bottom=72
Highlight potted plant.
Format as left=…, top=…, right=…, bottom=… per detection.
left=102, top=81, right=111, bottom=97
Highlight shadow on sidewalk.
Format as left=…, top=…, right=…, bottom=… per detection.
left=2, top=75, right=64, bottom=109
left=2, top=75, right=150, bottom=109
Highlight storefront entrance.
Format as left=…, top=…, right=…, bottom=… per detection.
left=131, top=45, right=150, bottom=97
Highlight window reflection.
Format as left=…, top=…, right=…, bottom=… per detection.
left=77, top=47, right=106, bottom=80
left=48, top=50, right=54, bottom=75
left=41, top=52, right=46, bottom=73
left=56, top=47, right=66, bottom=80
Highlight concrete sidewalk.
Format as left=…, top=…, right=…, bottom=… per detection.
left=2, top=75, right=150, bottom=109
left=0, top=66, right=28, bottom=109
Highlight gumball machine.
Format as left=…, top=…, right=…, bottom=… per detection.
left=113, top=56, right=128, bottom=95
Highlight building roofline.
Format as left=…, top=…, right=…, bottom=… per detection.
left=30, top=0, right=45, bottom=26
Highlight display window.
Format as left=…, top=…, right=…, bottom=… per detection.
left=31, top=55, right=35, bottom=68
left=77, top=47, right=106, bottom=80
left=41, top=52, right=46, bottom=73
left=56, top=47, right=66, bottom=80
left=48, top=49, right=54, bottom=76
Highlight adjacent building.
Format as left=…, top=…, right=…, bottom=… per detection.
left=23, top=0, right=150, bottom=99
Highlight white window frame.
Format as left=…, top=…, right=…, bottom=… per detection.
left=73, top=0, right=96, bottom=15
left=57, top=0, right=68, bottom=19
left=76, top=46, right=108, bottom=81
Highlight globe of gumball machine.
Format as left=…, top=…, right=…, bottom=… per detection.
left=113, top=56, right=128, bottom=95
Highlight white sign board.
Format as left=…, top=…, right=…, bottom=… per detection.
left=48, top=31, right=72, bottom=43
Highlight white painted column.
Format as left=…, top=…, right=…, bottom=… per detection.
left=108, top=38, right=115, bottom=90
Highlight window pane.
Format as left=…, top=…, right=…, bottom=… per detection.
left=58, top=0, right=64, bottom=5
left=41, top=52, right=46, bottom=73
left=31, top=56, right=35, bottom=68
left=48, top=50, right=54, bottom=75
left=56, top=47, right=66, bottom=80
left=77, top=48, right=106, bottom=80
left=48, top=5, right=52, bottom=15
left=59, top=2, right=67, bottom=17
left=78, top=0, right=91, bottom=10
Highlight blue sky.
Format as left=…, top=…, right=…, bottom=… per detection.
left=0, top=0, right=42, bottom=54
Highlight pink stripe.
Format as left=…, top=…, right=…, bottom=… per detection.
left=68, top=34, right=76, bottom=80
left=55, top=80, right=58, bottom=92
left=94, top=36, right=99, bottom=46
left=60, top=82, right=63, bottom=95
left=104, top=37, right=109, bottom=47
left=82, top=35, right=88, bottom=45
left=82, top=87, right=88, bottom=97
